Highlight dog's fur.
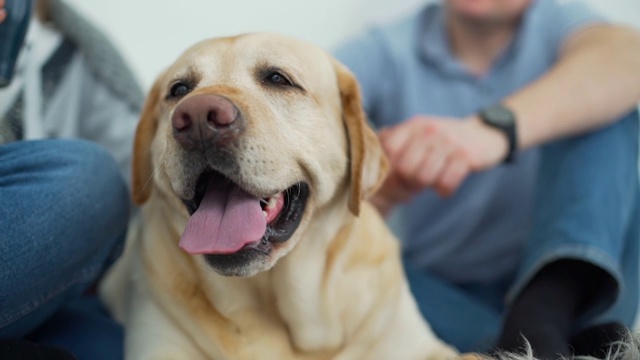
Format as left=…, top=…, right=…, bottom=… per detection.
left=100, top=33, right=459, bottom=360
left=481, top=332, right=640, bottom=360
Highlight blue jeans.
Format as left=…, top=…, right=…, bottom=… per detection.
left=0, top=139, right=128, bottom=360
left=406, top=111, right=640, bottom=353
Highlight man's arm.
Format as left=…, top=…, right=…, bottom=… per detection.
left=502, top=24, right=640, bottom=150
left=377, top=24, right=640, bottom=209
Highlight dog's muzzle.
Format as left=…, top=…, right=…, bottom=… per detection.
left=170, top=94, right=311, bottom=275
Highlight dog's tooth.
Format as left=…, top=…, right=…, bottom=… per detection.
left=262, top=210, right=267, bottom=217
left=267, top=197, right=277, bottom=209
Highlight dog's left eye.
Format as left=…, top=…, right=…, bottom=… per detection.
left=169, top=82, right=192, bottom=98
left=265, top=71, right=293, bottom=87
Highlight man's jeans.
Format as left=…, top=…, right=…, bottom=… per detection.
left=0, top=139, right=128, bottom=359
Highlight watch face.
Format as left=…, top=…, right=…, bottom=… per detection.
left=485, top=106, right=514, bottom=127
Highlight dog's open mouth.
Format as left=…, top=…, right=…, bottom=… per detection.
left=179, top=171, right=309, bottom=256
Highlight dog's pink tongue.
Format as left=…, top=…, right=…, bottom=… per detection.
left=180, top=179, right=266, bottom=255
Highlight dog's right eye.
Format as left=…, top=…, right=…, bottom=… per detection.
left=265, top=71, right=293, bottom=87
left=169, top=83, right=192, bottom=98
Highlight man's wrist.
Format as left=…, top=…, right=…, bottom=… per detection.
left=466, top=115, right=510, bottom=167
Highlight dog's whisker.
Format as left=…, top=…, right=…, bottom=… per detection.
left=138, top=161, right=165, bottom=199
left=284, top=183, right=300, bottom=213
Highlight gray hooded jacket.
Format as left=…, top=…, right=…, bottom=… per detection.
left=0, top=0, right=144, bottom=187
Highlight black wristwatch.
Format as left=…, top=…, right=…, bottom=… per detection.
left=478, top=104, right=518, bottom=164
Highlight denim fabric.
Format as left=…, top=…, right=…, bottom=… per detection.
left=403, top=260, right=505, bottom=352
left=26, top=295, right=124, bottom=360
left=0, top=139, right=127, bottom=358
left=509, top=111, right=640, bottom=330
left=404, top=111, right=640, bottom=353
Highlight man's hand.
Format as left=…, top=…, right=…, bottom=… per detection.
left=371, top=115, right=508, bottom=215
left=0, top=0, right=6, bottom=23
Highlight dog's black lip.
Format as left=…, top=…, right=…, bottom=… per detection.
left=264, top=182, right=309, bottom=243
left=180, top=171, right=310, bottom=267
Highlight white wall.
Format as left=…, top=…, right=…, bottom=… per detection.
left=67, top=0, right=640, bottom=89
left=66, top=0, right=424, bottom=88
left=67, top=0, right=640, bottom=86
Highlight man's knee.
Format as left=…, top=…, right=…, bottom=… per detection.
left=49, top=139, right=130, bottom=255
left=10, top=138, right=128, bottom=258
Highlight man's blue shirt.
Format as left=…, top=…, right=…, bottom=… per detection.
left=334, top=0, right=605, bottom=283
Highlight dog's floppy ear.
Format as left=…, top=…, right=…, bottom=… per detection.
left=332, top=59, right=389, bottom=216
left=131, top=76, right=164, bottom=205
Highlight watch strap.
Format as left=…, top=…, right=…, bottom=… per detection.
left=478, top=105, right=517, bottom=164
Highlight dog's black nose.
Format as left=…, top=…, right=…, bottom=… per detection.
left=172, top=94, right=243, bottom=150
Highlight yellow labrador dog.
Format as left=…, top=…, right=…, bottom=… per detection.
left=101, top=33, right=462, bottom=360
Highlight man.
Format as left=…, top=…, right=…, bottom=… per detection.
left=0, top=0, right=142, bottom=358
left=335, top=0, right=640, bottom=357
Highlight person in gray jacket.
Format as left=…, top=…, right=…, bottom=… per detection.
left=0, top=0, right=143, bottom=358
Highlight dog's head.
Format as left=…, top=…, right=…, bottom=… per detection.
left=132, top=33, right=388, bottom=277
